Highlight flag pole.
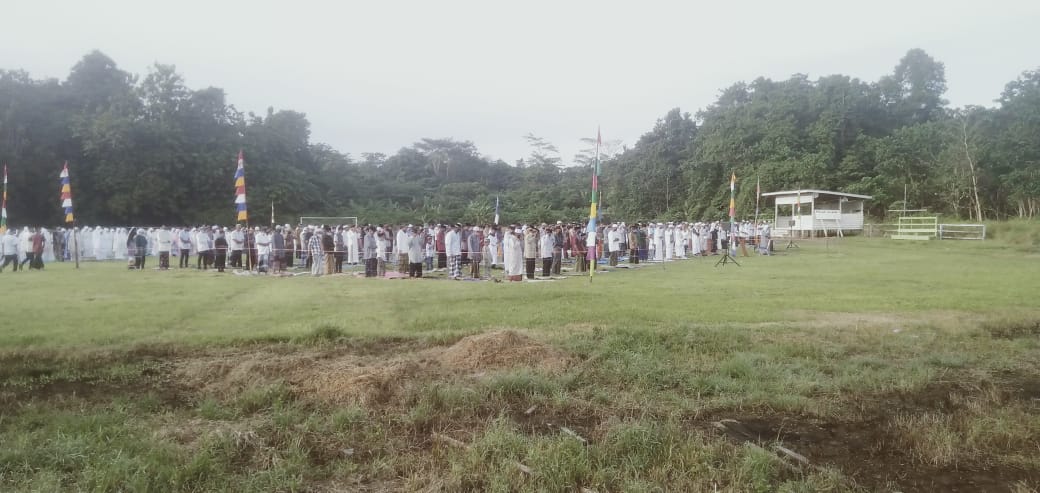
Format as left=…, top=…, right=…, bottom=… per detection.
left=715, top=171, right=740, bottom=267
left=753, top=174, right=761, bottom=249
left=589, top=127, right=601, bottom=283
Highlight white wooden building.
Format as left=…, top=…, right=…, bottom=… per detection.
left=761, top=189, right=872, bottom=237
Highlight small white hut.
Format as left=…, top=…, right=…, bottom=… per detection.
left=761, top=189, right=872, bottom=237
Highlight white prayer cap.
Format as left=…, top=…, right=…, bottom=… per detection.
left=407, top=224, right=414, bottom=228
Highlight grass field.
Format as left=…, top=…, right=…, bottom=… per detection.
left=1, top=237, right=1039, bottom=492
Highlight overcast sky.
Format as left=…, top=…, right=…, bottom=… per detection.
left=3, top=0, right=1039, bottom=165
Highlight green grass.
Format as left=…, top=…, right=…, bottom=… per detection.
left=1, top=237, right=1039, bottom=492
left=2, top=237, right=1038, bottom=349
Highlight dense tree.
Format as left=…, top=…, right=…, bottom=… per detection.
left=0, top=49, right=1038, bottom=227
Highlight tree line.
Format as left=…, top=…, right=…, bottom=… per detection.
left=1, top=49, right=1038, bottom=227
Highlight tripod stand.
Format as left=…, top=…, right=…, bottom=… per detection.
left=715, top=241, right=740, bottom=267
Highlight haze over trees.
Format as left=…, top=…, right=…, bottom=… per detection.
left=1, top=49, right=1038, bottom=226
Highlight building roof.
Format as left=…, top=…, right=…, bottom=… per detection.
left=761, top=189, right=873, bottom=200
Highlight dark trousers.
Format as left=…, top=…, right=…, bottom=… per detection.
left=541, top=258, right=552, bottom=277
left=197, top=252, right=206, bottom=269
left=215, top=252, right=227, bottom=272
left=335, top=252, right=345, bottom=273
left=408, top=262, right=423, bottom=278
left=630, top=249, right=639, bottom=264
left=135, top=254, right=146, bottom=270
left=437, top=252, right=447, bottom=269
left=525, top=258, right=536, bottom=279
left=1, top=254, right=17, bottom=271
left=230, top=250, right=242, bottom=268
left=551, top=252, right=562, bottom=275
left=159, top=252, right=170, bottom=269
left=179, top=249, right=190, bottom=268
left=364, top=258, right=377, bottom=277
left=285, top=250, right=294, bottom=267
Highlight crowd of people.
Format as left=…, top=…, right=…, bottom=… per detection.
left=0, top=220, right=773, bottom=279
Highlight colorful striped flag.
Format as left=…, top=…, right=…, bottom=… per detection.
left=234, top=150, right=248, bottom=222
left=729, top=172, right=736, bottom=219
left=60, top=162, right=74, bottom=223
left=729, top=172, right=737, bottom=256
left=1, top=164, right=7, bottom=234
left=587, top=128, right=602, bottom=279
left=586, top=127, right=601, bottom=235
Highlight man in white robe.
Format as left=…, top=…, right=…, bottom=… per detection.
left=503, top=229, right=523, bottom=281
left=346, top=226, right=359, bottom=265
left=664, top=224, right=674, bottom=260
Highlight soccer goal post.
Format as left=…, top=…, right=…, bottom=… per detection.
left=298, top=216, right=359, bottom=227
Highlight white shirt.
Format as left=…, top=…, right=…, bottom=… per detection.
left=1, top=234, right=19, bottom=256
left=256, top=232, right=271, bottom=255
left=229, top=230, right=245, bottom=250
left=156, top=229, right=173, bottom=252
left=445, top=230, right=462, bottom=256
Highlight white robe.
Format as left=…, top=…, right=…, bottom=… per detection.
left=41, top=228, right=54, bottom=262
left=346, top=230, right=359, bottom=264
left=674, top=229, right=686, bottom=258
left=653, top=228, right=664, bottom=261
left=664, top=228, right=674, bottom=260
left=19, top=229, right=31, bottom=261
left=503, top=234, right=523, bottom=277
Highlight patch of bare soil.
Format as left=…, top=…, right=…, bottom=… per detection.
left=707, top=378, right=1040, bottom=492
left=172, top=330, right=573, bottom=405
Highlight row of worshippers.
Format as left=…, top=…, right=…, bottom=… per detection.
left=11, top=219, right=773, bottom=275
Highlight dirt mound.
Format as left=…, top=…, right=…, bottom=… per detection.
left=174, top=351, right=323, bottom=396
left=436, top=330, right=572, bottom=371
left=299, top=360, right=422, bottom=405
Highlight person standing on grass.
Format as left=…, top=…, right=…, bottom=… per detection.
left=758, top=222, right=772, bottom=255
left=272, top=226, right=285, bottom=273
left=283, top=225, right=295, bottom=269
left=445, top=223, right=462, bottom=280
left=322, top=225, right=335, bottom=275
left=424, top=226, right=435, bottom=272
left=467, top=225, right=483, bottom=279
left=539, top=225, right=554, bottom=277
left=195, top=227, right=211, bottom=270
left=1, top=229, right=19, bottom=272
left=177, top=227, right=192, bottom=268
left=134, top=229, right=148, bottom=270
left=214, top=229, right=228, bottom=272
left=503, top=227, right=524, bottom=281
left=26, top=227, right=45, bottom=270
left=333, top=226, right=345, bottom=274
left=308, top=227, right=325, bottom=277
left=228, top=224, right=244, bottom=268
left=407, top=226, right=424, bottom=278
left=395, top=225, right=409, bottom=274
left=523, top=226, right=538, bottom=279
left=435, top=224, right=446, bottom=270
left=156, top=226, right=172, bottom=270
left=608, top=224, right=621, bottom=266
left=571, top=226, right=587, bottom=273
left=363, top=226, right=378, bottom=277
left=256, top=227, right=272, bottom=272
